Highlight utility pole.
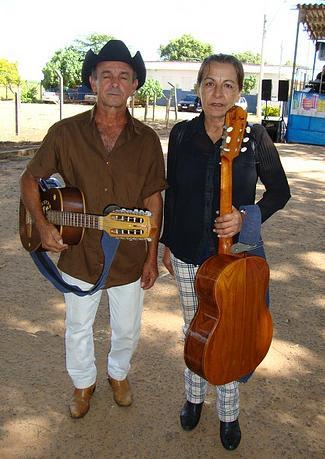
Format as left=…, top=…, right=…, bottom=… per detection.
left=256, top=14, right=267, bottom=122
left=278, top=40, right=284, bottom=82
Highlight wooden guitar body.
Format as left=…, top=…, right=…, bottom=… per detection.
left=19, top=187, right=85, bottom=252
left=184, top=253, right=272, bottom=385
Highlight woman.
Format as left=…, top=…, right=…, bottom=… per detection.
left=161, top=54, right=291, bottom=451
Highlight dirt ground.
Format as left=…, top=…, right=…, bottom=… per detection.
left=0, top=102, right=324, bottom=458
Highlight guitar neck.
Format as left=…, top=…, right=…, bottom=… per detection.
left=47, top=210, right=103, bottom=230
left=218, top=156, right=233, bottom=255
left=217, top=106, right=247, bottom=256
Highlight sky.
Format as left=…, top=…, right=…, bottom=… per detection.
left=0, top=0, right=323, bottom=81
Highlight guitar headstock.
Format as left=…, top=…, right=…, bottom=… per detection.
left=221, top=105, right=248, bottom=161
left=103, top=208, right=157, bottom=241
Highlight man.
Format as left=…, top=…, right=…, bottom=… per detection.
left=20, top=40, right=166, bottom=418
left=316, top=64, right=325, bottom=81
left=316, top=65, right=325, bottom=93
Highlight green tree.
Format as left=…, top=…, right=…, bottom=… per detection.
left=42, top=33, right=115, bottom=89
left=0, top=58, right=20, bottom=93
left=42, top=47, right=82, bottom=89
left=72, top=33, right=115, bottom=54
left=136, top=79, right=163, bottom=105
left=233, top=51, right=261, bottom=64
left=243, top=75, right=257, bottom=94
left=159, top=34, right=213, bottom=61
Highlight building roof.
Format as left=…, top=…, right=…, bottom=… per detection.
left=297, top=3, right=325, bottom=41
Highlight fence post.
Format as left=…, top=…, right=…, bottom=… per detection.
left=152, top=94, right=156, bottom=121
left=144, top=94, right=149, bottom=122
left=56, top=70, right=64, bottom=120
left=15, top=90, right=20, bottom=136
left=165, top=92, right=171, bottom=128
left=130, top=95, right=135, bottom=116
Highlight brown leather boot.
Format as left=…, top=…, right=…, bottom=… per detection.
left=69, top=383, right=96, bottom=418
left=108, top=376, right=132, bottom=407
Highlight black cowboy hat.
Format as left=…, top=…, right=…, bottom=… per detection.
left=81, top=39, right=146, bottom=89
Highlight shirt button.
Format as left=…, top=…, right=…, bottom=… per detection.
left=104, top=188, right=108, bottom=192
left=106, top=161, right=109, bottom=165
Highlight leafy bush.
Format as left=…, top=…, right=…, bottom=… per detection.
left=20, top=81, right=39, bottom=103
left=243, top=75, right=257, bottom=94
left=262, top=105, right=280, bottom=117
left=136, top=79, right=163, bottom=106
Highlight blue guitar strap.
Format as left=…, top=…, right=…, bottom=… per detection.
left=30, top=177, right=119, bottom=296
left=30, top=233, right=119, bottom=296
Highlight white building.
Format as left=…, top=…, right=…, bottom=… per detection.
left=145, top=61, right=309, bottom=97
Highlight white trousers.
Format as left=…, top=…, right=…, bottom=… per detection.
left=62, top=272, right=144, bottom=389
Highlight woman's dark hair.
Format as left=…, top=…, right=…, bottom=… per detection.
left=197, top=54, right=244, bottom=91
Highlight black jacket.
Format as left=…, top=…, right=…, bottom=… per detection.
left=160, top=113, right=291, bottom=265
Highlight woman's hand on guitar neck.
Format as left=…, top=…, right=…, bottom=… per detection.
left=214, top=206, right=244, bottom=238
left=37, top=221, right=69, bottom=253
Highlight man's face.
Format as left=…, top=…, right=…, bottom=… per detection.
left=90, top=61, right=138, bottom=109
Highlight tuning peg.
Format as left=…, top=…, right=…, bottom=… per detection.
left=243, top=137, right=249, bottom=143
left=226, top=127, right=233, bottom=132
left=241, top=147, right=247, bottom=152
left=226, top=136, right=231, bottom=144
left=246, top=126, right=251, bottom=133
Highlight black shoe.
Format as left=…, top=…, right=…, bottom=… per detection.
left=220, top=419, right=241, bottom=450
left=180, top=400, right=203, bottom=431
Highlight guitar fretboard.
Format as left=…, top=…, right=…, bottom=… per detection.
left=47, top=211, right=103, bottom=230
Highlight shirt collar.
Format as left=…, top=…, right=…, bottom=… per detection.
left=88, top=104, right=141, bottom=136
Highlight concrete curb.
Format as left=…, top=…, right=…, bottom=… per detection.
left=0, top=146, right=39, bottom=159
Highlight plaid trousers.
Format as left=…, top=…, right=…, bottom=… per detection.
left=171, top=253, right=239, bottom=422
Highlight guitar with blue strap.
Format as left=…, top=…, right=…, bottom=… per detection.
left=19, top=181, right=156, bottom=296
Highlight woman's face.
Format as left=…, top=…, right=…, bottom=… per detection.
left=198, top=62, right=241, bottom=120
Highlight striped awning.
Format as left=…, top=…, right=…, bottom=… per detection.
left=297, top=3, right=325, bottom=41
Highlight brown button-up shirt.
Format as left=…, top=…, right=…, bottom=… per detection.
left=27, top=107, right=166, bottom=287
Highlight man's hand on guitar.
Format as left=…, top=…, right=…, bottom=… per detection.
left=38, top=222, right=69, bottom=252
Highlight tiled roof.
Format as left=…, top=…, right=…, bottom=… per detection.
left=297, top=3, right=325, bottom=41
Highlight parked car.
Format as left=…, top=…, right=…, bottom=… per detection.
left=235, top=96, right=248, bottom=111
left=64, top=86, right=96, bottom=104
left=83, top=94, right=97, bottom=104
left=42, top=91, right=59, bottom=104
left=177, top=94, right=201, bottom=112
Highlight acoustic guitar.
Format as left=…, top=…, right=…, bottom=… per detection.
left=19, top=186, right=156, bottom=252
left=184, top=106, right=273, bottom=385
